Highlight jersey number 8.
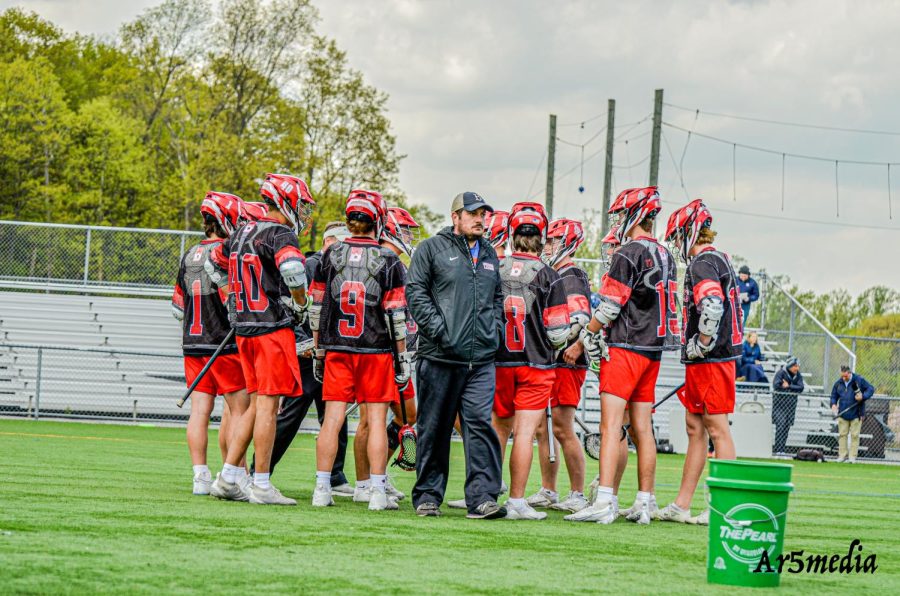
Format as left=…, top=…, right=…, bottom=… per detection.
left=503, top=295, right=526, bottom=352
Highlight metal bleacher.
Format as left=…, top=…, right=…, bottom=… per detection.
left=0, top=290, right=196, bottom=422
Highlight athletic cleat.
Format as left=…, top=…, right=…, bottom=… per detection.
left=332, top=482, right=355, bottom=498
left=192, top=472, right=212, bottom=496
left=551, top=492, right=589, bottom=513
left=624, top=499, right=652, bottom=525
left=687, top=508, right=709, bottom=525
left=311, top=484, right=334, bottom=507
left=564, top=498, right=616, bottom=523
left=353, top=486, right=371, bottom=503
left=415, top=502, right=442, bottom=517
left=611, top=495, right=620, bottom=520
left=385, top=477, right=406, bottom=500
left=210, top=474, right=245, bottom=502
left=447, top=498, right=467, bottom=509
left=467, top=500, right=506, bottom=520
left=654, top=503, right=692, bottom=523
left=368, top=490, right=398, bottom=511
left=249, top=484, right=297, bottom=506
left=526, top=488, right=559, bottom=508
left=505, top=500, right=547, bottom=520
left=625, top=494, right=657, bottom=519
left=237, top=474, right=252, bottom=502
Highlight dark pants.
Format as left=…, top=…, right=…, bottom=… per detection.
left=741, top=303, right=752, bottom=327
left=772, top=394, right=797, bottom=453
left=738, top=362, right=767, bottom=383
left=250, top=358, right=348, bottom=485
left=412, top=358, right=502, bottom=514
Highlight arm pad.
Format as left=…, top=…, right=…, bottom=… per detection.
left=309, top=303, right=321, bottom=332
left=279, top=259, right=307, bottom=290
left=171, top=304, right=184, bottom=321
left=697, top=296, right=724, bottom=337
left=547, top=326, right=570, bottom=349
left=385, top=309, right=408, bottom=340
left=592, top=299, right=621, bottom=326
left=204, top=257, right=227, bottom=288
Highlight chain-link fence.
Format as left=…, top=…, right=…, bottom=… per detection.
left=0, top=220, right=201, bottom=296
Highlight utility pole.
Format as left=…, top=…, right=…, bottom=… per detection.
left=649, top=88, right=664, bottom=186
left=601, top=99, right=616, bottom=235
left=546, top=114, right=557, bottom=218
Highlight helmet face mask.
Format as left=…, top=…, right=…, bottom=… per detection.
left=543, top=218, right=584, bottom=267
left=665, top=199, right=712, bottom=262
left=600, top=224, right=620, bottom=268
left=384, top=206, right=420, bottom=257
left=260, top=173, right=316, bottom=235
left=484, top=210, right=510, bottom=251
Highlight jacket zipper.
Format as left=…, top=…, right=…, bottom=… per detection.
left=457, top=233, right=477, bottom=370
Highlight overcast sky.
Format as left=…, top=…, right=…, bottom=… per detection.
left=6, top=0, right=900, bottom=294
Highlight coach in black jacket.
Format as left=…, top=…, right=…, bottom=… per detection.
left=407, top=191, right=506, bottom=519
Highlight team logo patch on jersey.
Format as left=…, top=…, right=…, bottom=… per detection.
left=349, top=247, right=363, bottom=263
left=193, top=247, right=204, bottom=262
left=510, top=262, right=523, bottom=277
left=483, top=262, right=494, bottom=271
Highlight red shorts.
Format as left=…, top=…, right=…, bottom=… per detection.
left=680, top=361, right=736, bottom=415
left=400, top=377, right=416, bottom=402
left=235, top=328, right=302, bottom=397
left=184, top=353, right=246, bottom=396
left=322, top=351, right=399, bottom=404
left=551, top=367, right=586, bottom=408
left=599, top=347, right=661, bottom=403
left=494, top=366, right=555, bottom=418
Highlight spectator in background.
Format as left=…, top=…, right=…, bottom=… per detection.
left=771, top=356, right=804, bottom=456
left=737, top=331, right=767, bottom=383
left=830, top=365, right=875, bottom=463
left=736, top=265, right=759, bottom=326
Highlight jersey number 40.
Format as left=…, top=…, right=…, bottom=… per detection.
left=228, top=253, right=268, bottom=313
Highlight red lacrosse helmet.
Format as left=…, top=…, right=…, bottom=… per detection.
left=384, top=206, right=421, bottom=257
left=201, top=191, right=243, bottom=236
left=608, top=186, right=661, bottom=244
left=508, top=202, right=549, bottom=244
left=600, top=224, right=621, bottom=267
left=239, top=201, right=268, bottom=224
left=665, top=199, right=713, bottom=262
left=346, top=189, right=389, bottom=239
left=259, top=173, right=316, bottom=234
left=543, top=218, right=585, bottom=267
left=484, top=210, right=510, bottom=250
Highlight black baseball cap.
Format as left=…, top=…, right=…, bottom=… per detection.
left=451, top=191, right=493, bottom=213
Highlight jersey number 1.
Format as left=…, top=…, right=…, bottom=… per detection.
left=504, top=295, right=526, bottom=352
left=339, top=281, right=366, bottom=338
left=728, top=287, right=743, bottom=346
left=189, top=280, right=203, bottom=335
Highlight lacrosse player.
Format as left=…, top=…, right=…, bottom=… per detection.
left=172, top=192, right=250, bottom=496
left=484, top=210, right=510, bottom=260
left=657, top=200, right=741, bottom=525
left=206, top=174, right=314, bottom=506
left=524, top=218, right=591, bottom=513
left=352, top=207, right=421, bottom=503
left=568, top=187, right=678, bottom=525
left=493, top=202, right=570, bottom=520
left=310, top=190, right=410, bottom=511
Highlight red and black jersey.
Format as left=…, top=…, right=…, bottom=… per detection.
left=496, top=253, right=570, bottom=369
left=599, top=237, right=680, bottom=353
left=209, top=218, right=305, bottom=337
left=681, top=247, right=743, bottom=364
left=310, top=237, right=407, bottom=354
left=173, top=239, right=237, bottom=356
left=555, top=264, right=591, bottom=369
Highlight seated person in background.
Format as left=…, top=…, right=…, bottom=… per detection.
left=736, top=331, right=767, bottom=383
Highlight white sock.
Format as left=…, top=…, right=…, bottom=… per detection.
left=669, top=502, right=687, bottom=513
left=316, top=471, right=331, bottom=487
left=636, top=490, right=651, bottom=503
left=356, top=480, right=371, bottom=490
left=507, top=497, right=526, bottom=508
left=611, top=494, right=619, bottom=507
left=254, top=473, right=271, bottom=489
left=222, top=463, right=241, bottom=484
left=371, top=474, right=387, bottom=493
left=595, top=486, right=614, bottom=502
left=572, top=491, right=584, bottom=498
left=193, top=465, right=209, bottom=477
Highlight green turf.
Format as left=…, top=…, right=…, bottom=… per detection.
left=0, top=419, right=897, bottom=594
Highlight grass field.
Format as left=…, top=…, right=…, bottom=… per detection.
left=0, top=419, right=897, bottom=594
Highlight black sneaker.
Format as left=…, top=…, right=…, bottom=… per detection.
left=466, top=500, right=507, bottom=520
left=416, top=502, right=442, bottom=517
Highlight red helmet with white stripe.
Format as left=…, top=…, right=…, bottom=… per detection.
left=601, top=224, right=621, bottom=267
left=259, top=173, right=316, bottom=234
left=608, top=186, right=661, bottom=244
left=201, top=191, right=243, bottom=236
left=484, top=210, right=509, bottom=251
left=543, top=218, right=584, bottom=267
left=240, top=201, right=268, bottom=225
left=508, top=201, right=549, bottom=244
left=384, top=206, right=420, bottom=257
left=665, top=199, right=713, bottom=262
left=346, top=189, right=388, bottom=239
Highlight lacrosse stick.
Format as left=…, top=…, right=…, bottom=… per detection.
left=620, top=383, right=685, bottom=438
left=387, top=311, right=417, bottom=471
left=546, top=399, right=556, bottom=463
left=176, top=328, right=235, bottom=408
left=833, top=400, right=861, bottom=420
left=574, top=415, right=600, bottom=460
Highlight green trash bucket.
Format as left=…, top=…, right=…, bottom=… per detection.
left=706, top=459, right=794, bottom=588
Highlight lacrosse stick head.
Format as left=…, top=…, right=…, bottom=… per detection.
left=583, top=432, right=600, bottom=460
left=392, top=424, right=417, bottom=471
